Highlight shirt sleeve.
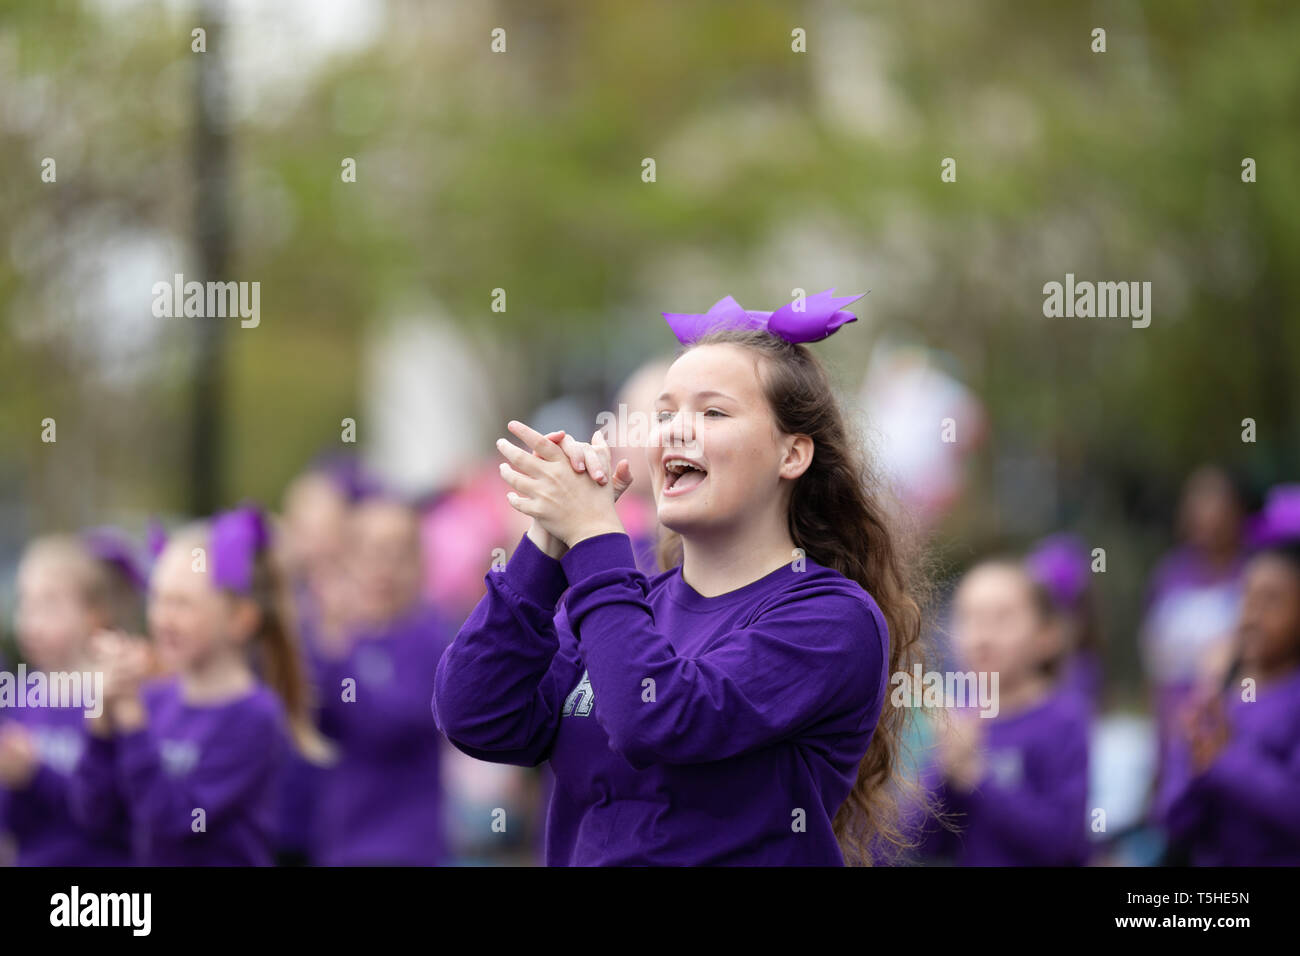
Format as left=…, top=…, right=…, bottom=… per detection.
left=432, top=531, right=585, bottom=767
left=1192, top=734, right=1300, bottom=841
left=115, top=702, right=284, bottom=843
left=905, top=759, right=962, bottom=862
left=933, top=709, right=1090, bottom=866
left=1, top=763, right=64, bottom=838
left=559, top=532, right=886, bottom=769
left=67, top=733, right=130, bottom=838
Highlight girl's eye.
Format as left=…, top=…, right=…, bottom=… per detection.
left=657, top=408, right=724, bottom=421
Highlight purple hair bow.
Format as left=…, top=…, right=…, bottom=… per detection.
left=210, top=504, right=271, bottom=594
left=307, top=451, right=386, bottom=503
left=1250, top=484, right=1300, bottom=548
left=145, top=517, right=169, bottom=561
left=1026, top=533, right=1090, bottom=609
left=662, top=288, right=869, bottom=345
left=81, top=527, right=148, bottom=594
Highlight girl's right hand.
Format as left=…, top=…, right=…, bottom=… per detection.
left=551, top=430, right=634, bottom=502
left=525, top=431, right=574, bottom=560
left=0, top=723, right=38, bottom=788
left=523, top=430, right=632, bottom=560
left=88, top=631, right=152, bottom=704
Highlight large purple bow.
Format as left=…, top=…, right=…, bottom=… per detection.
left=211, top=504, right=271, bottom=593
left=662, top=288, right=868, bottom=345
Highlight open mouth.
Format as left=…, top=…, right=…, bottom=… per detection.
left=664, top=457, right=708, bottom=495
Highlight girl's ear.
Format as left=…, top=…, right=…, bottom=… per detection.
left=781, top=433, right=815, bottom=480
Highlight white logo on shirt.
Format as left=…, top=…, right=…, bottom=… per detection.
left=562, top=670, right=595, bottom=718
left=988, top=748, right=1024, bottom=789
left=160, top=739, right=199, bottom=777
left=356, top=646, right=394, bottom=687
left=34, top=727, right=84, bottom=775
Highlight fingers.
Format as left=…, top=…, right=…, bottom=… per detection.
left=504, top=491, right=539, bottom=518
left=87, top=630, right=121, bottom=663
left=497, top=460, right=540, bottom=499
left=496, top=437, right=546, bottom=479
left=584, top=447, right=606, bottom=483
left=611, top=458, right=633, bottom=501
left=549, top=432, right=591, bottom=473
left=505, top=422, right=615, bottom=483
left=587, top=429, right=612, bottom=482
left=508, top=420, right=563, bottom=461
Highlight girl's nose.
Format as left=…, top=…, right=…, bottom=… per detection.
left=665, top=409, right=697, bottom=447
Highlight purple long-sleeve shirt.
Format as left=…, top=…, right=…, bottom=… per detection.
left=0, top=704, right=132, bottom=866
left=70, top=677, right=289, bottom=866
left=909, top=689, right=1091, bottom=866
left=433, top=531, right=889, bottom=866
left=1162, top=666, right=1300, bottom=865
left=313, top=601, right=452, bottom=866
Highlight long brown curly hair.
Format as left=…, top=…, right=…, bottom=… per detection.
left=653, top=327, right=939, bottom=865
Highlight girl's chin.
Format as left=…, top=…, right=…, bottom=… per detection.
left=655, top=505, right=716, bottom=535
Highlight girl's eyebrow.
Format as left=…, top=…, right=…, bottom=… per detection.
left=655, top=389, right=737, bottom=404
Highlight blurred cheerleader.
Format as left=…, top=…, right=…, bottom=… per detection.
left=71, top=506, right=331, bottom=865
left=1162, top=492, right=1300, bottom=865
left=1026, top=533, right=1103, bottom=707
left=910, top=559, right=1091, bottom=866
left=0, top=532, right=144, bottom=865
left=311, top=494, right=455, bottom=866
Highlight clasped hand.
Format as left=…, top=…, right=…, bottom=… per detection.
left=496, top=420, right=633, bottom=557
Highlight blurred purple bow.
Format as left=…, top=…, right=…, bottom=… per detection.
left=211, top=504, right=271, bottom=593
left=81, top=527, right=148, bottom=594
left=662, top=288, right=868, bottom=345
left=1250, top=484, right=1300, bottom=548
left=146, top=517, right=169, bottom=560
left=1026, top=533, right=1090, bottom=609
left=308, top=451, right=386, bottom=503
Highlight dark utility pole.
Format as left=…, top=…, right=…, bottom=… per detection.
left=191, top=0, right=229, bottom=515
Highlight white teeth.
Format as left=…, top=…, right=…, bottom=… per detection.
left=665, top=458, right=705, bottom=475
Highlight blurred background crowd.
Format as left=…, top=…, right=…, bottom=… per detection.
left=2, top=1, right=1298, bottom=866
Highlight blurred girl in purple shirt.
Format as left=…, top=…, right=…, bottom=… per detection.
left=1163, top=538, right=1300, bottom=865
left=910, top=559, right=1091, bottom=866
left=73, top=506, right=332, bottom=866
left=0, top=534, right=140, bottom=865
left=311, top=495, right=454, bottom=866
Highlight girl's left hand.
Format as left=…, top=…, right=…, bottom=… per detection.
left=936, top=712, right=986, bottom=792
left=0, top=723, right=38, bottom=788
left=1188, top=693, right=1231, bottom=774
left=498, top=420, right=626, bottom=547
left=88, top=631, right=151, bottom=707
